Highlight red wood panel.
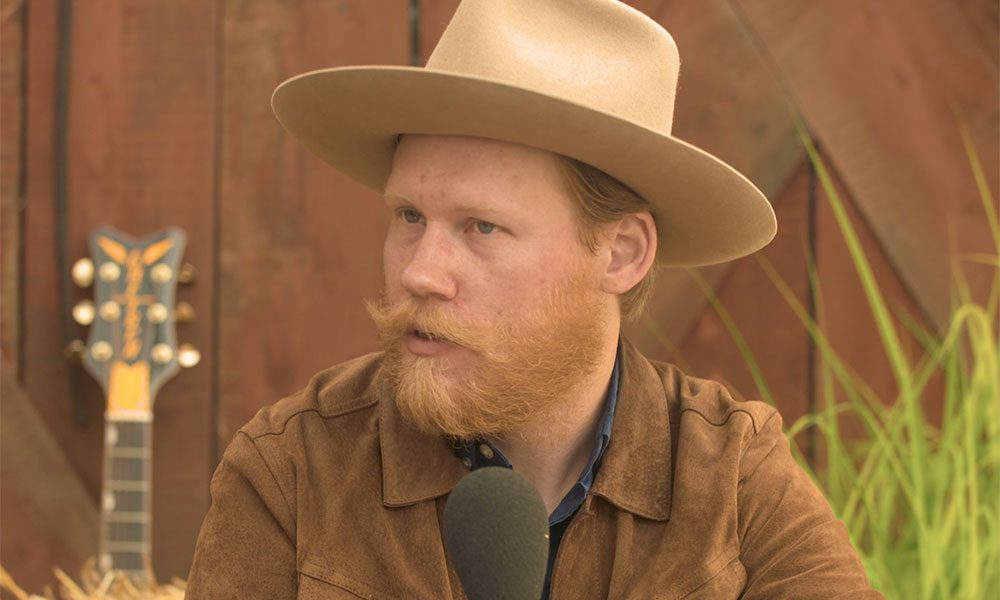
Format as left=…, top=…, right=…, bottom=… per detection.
left=420, top=0, right=461, bottom=60
left=956, top=0, right=999, bottom=61
left=13, top=2, right=104, bottom=588
left=0, top=2, right=85, bottom=593
left=1, top=366, right=99, bottom=593
left=18, top=0, right=217, bottom=584
left=216, top=0, right=409, bottom=448
left=625, top=0, right=806, bottom=356
left=1, top=0, right=23, bottom=371
left=734, top=0, right=999, bottom=332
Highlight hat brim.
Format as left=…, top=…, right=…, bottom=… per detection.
left=272, top=66, right=776, bottom=267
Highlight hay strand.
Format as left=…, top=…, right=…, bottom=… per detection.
left=0, top=562, right=185, bottom=600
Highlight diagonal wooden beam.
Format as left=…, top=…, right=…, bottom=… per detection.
left=0, top=363, right=99, bottom=568
left=730, top=0, right=999, bottom=333
left=1, top=0, right=24, bottom=375
left=623, top=0, right=805, bottom=357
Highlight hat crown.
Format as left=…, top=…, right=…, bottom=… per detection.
left=426, top=0, right=680, bottom=134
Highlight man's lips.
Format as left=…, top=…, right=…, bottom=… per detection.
left=412, top=329, right=447, bottom=342
left=406, top=327, right=462, bottom=356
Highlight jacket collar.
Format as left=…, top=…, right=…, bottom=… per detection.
left=379, top=373, right=469, bottom=507
left=589, top=339, right=674, bottom=521
left=378, top=339, right=675, bottom=520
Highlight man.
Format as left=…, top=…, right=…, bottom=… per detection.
left=187, top=0, right=881, bottom=598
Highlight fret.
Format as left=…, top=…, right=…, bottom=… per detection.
left=107, top=521, right=146, bottom=544
left=104, top=481, right=151, bottom=491
left=105, top=512, right=151, bottom=522
left=107, top=410, right=153, bottom=423
left=99, top=552, right=147, bottom=575
left=110, top=555, right=145, bottom=573
left=106, top=420, right=150, bottom=448
left=109, top=456, right=148, bottom=482
left=104, top=541, right=150, bottom=552
left=105, top=490, right=146, bottom=512
left=106, top=447, right=151, bottom=458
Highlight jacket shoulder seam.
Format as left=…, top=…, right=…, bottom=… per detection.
left=679, top=407, right=765, bottom=435
left=246, top=394, right=378, bottom=441
left=236, top=430, right=296, bottom=540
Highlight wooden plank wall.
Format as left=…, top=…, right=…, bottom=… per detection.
left=0, top=0, right=103, bottom=590
left=4, top=0, right=217, bottom=589
left=216, top=0, right=407, bottom=449
left=1, top=0, right=995, bottom=590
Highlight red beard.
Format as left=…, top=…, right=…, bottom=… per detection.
left=366, top=275, right=606, bottom=439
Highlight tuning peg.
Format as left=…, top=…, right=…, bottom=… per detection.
left=98, top=261, right=121, bottom=282
left=99, top=301, right=121, bottom=322
left=151, top=343, right=174, bottom=364
left=147, top=303, right=169, bottom=324
left=71, top=258, right=94, bottom=287
left=174, top=301, right=195, bottom=323
left=178, top=263, right=196, bottom=285
left=65, top=339, right=86, bottom=365
left=72, top=300, right=96, bottom=325
left=178, top=343, right=201, bottom=368
left=90, top=341, right=113, bottom=362
left=150, top=264, right=173, bottom=284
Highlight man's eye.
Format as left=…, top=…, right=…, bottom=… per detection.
left=475, top=221, right=497, bottom=234
left=401, top=208, right=422, bottom=224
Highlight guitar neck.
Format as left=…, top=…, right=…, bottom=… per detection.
left=100, top=417, right=153, bottom=579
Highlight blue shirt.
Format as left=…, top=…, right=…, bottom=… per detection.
left=452, top=343, right=621, bottom=599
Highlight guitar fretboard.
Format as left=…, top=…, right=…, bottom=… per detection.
left=100, top=418, right=152, bottom=579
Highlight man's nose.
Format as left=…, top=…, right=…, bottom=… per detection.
left=399, top=226, right=458, bottom=300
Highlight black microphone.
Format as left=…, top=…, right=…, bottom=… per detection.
left=443, top=467, right=549, bottom=600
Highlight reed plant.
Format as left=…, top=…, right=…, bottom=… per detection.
left=680, top=122, right=999, bottom=599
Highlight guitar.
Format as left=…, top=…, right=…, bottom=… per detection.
left=70, top=226, right=198, bottom=580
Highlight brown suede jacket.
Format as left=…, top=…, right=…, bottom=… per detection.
left=186, top=341, right=882, bottom=599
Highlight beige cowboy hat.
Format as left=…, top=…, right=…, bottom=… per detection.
left=271, top=0, right=776, bottom=266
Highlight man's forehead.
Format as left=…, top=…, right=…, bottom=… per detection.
left=385, top=135, right=570, bottom=205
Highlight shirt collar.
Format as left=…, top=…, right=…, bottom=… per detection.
left=379, top=338, right=674, bottom=521
left=548, top=341, right=619, bottom=522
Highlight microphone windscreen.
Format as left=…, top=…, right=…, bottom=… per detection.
left=443, top=467, right=549, bottom=600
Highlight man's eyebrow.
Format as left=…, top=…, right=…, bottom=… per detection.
left=383, top=193, right=506, bottom=217
left=383, top=192, right=409, bottom=205
left=450, top=203, right=506, bottom=217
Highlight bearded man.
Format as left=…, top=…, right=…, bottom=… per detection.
left=186, top=1, right=881, bottom=598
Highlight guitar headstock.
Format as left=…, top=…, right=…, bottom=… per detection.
left=71, top=227, right=196, bottom=420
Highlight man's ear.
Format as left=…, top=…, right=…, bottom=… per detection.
left=599, top=212, right=657, bottom=295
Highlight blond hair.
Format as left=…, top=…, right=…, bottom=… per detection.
left=556, top=156, right=657, bottom=322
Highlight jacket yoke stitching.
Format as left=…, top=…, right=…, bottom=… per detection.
left=246, top=394, right=378, bottom=441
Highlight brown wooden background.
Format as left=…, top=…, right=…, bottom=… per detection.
left=1, top=0, right=996, bottom=591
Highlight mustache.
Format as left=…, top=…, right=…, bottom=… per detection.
left=365, top=296, right=494, bottom=354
